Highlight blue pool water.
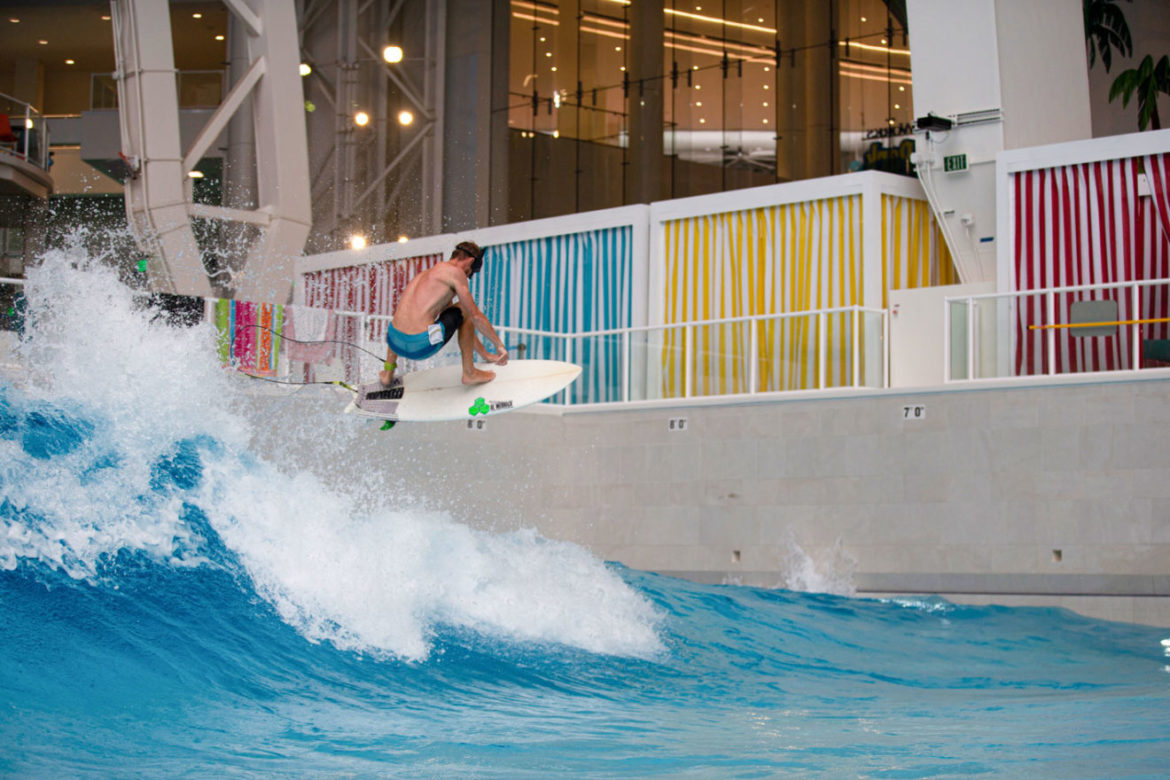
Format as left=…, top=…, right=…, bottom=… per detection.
left=2, top=252, right=1169, bottom=777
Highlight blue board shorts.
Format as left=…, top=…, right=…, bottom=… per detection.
left=386, top=306, right=463, bottom=360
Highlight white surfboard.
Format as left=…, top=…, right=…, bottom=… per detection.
left=343, top=359, right=582, bottom=423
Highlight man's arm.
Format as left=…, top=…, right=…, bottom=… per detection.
left=449, top=272, right=509, bottom=364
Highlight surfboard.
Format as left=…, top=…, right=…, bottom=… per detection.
left=343, top=359, right=582, bottom=423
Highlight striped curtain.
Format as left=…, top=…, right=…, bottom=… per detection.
left=472, top=226, right=632, bottom=403
left=1144, top=153, right=1170, bottom=352
left=662, top=196, right=862, bottom=395
left=208, top=299, right=283, bottom=375
left=882, top=194, right=958, bottom=306
left=1013, top=158, right=1170, bottom=375
left=302, top=254, right=443, bottom=380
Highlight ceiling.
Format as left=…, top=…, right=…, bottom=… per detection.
left=0, top=0, right=228, bottom=76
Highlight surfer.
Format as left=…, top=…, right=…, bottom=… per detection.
left=378, top=240, right=509, bottom=387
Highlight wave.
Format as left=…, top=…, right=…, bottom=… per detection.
left=1, top=247, right=662, bottom=662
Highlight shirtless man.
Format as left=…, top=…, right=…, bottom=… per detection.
left=378, top=241, right=508, bottom=387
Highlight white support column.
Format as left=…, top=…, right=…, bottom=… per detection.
left=110, top=0, right=311, bottom=303
left=234, top=0, right=312, bottom=302
left=111, top=0, right=209, bottom=296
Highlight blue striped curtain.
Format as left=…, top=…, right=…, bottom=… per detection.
left=471, top=225, right=632, bottom=403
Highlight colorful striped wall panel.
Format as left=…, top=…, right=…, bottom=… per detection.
left=474, top=226, right=633, bottom=404
left=1012, top=155, right=1170, bottom=375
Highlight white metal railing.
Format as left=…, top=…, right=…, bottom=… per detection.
left=295, top=303, right=887, bottom=408
left=945, top=277, right=1170, bottom=381
left=0, top=93, right=50, bottom=170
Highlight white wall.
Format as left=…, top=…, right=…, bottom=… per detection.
left=890, top=282, right=994, bottom=387
left=994, top=0, right=1092, bottom=149
left=906, top=0, right=1093, bottom=286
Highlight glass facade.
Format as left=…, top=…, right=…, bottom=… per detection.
left=507, top=0, right=913, bottom=220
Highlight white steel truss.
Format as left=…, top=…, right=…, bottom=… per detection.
left=111, top=0, right=311, bottom=302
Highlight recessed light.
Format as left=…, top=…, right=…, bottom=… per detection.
left=65, top=59, right=74, bottom=65
left=397, top=109, right=413, bottom=126
left=38, top=39, right=47, bottom=45
left=354, top=111, right=370, bottom=126
left=861, top=16, right=867, bottom=22
left=894, top=103, right=900, bottom=109
left=550, top=65, right=557, bottom=71
left=382, top=45, right=403, bottom=63
left=763, top=84, right=769, bottom=90
left=193, top=12, right=202, bottom=19
left=215, top=34, right=224, bottom=41
left=397, top=235, right=408, bottom=243
left=101, top=15, right=110, bottom=21
left=8, top=18, right=19, bottom=23
left=350, top=235, right=367, bottom=250
left=699, top=118, right=705, bottom=124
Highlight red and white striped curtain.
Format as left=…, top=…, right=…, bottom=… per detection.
left=1013, top=157, right=1170, bottom=375
left=302, top=254, right=443, bottom=379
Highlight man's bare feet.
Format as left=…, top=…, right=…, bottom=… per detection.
left=462, top=367, right=496, bottom=385
left=378, top=369, right=395, bottom=387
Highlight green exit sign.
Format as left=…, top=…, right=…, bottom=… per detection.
left=943, top=153, right=968, bottom=173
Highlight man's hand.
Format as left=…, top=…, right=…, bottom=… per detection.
left=485, top=348, right=508, bottom=366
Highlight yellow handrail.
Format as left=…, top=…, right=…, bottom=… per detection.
left=1028, top=317, right=1170, bottom=330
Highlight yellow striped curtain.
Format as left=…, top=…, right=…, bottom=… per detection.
left=882, top=194, right=957, bottom=306
left=662, top=195, right=862, bottom=396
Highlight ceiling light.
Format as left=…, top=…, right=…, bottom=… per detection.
left=350, top=235, right=367, bottom=250
left=38, top=39, right=47, bottom=45
left=65, top=59, right=74, bottom=65
left=354, top=111, right=370, bottom=126
left=102, top=15, right=110, bottom=21
left=193, top=13, right=202, bottom=19
left=382, top=45, right=403, bottom=63
left=8, top=18, right=19, bottom=23
left=215, top=34, right=224, bottom=41
left=299, top=63, right=312, bottom=76
left=861, top=16, right=867, bottom=22
left=188, top=170, right=204, bottom=178
left=397, top=235, right=408, bottom=243
left=397, top=110, right=414, bottom=126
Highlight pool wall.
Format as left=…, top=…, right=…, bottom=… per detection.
left=257, top=375, right=1170, bottom=628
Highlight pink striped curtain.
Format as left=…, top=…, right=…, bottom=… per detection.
left=302, top=254, right=443, bottom=379
left=1013, top=157, right=1170, bottom=375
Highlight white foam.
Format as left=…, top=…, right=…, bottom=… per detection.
left=2, top=244, right=664, bottom=660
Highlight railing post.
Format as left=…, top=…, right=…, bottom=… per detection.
left=684, top=324, right=693, bottom=398
left=748, top=317, right=758, bottom=394
left=621, top=329, right=630, bottom=402
left=966, top=297, right=976, bottom=381
left=851, top=306, right=860, bottom=388
left=1046, top=291, right=1057, bottom=376
left=1132, top=282, right=1141, bottom=371
left=566, top=335, right=575, bottom=406
left=817, top=311, right=827, bottom=390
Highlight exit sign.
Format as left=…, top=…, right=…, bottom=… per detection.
left=943, top=154, right=968, bottom=173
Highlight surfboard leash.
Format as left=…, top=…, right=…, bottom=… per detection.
left=244, top=323, right=387, bottom=364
